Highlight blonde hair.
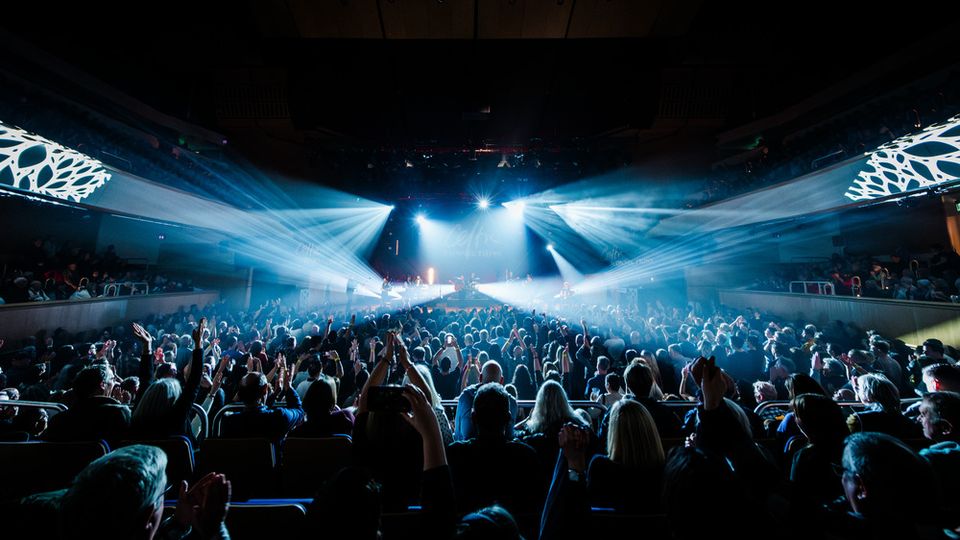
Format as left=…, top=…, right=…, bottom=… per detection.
left=607, top=399, right=665, bottom=469
left=404, top=364, right=442, bottom=408
left=526, top=380, right=583, bottom=433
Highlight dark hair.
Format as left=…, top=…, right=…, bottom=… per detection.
left=307, top=357, right=323, bottom=377
left=731, top=335, right=745, bottom=349
left=923, top=391, right=960, bottom=428
left=663, top=447, right=752, bottom=538
left=605, top=373, right=622, bottom=393
left=924, top=363, right=960, bottom=391
left=303, top=375, right=337, bottom=419
left=785, top=373, right=826, bottom=399
left=73, top=365, right=111, bottom=397
left=842, top=432, right=936, bottom=519
left=624, top=362, right=654, bottom=398
left=472, top=383, right=512, bottom=437
left=597, top=356, right=610, bottom=371
left=455, top=505, right=523, bottom=540
left=792, top=393, right=847, bottom=445
left=440, top=357, right=452, bottom=373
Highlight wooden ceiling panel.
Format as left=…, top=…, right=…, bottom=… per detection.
left=379, top=0, right=475, bottom=39
left=477, top=0, right=574, bottom=39
left=567, top=0, right=663, bottom=38
left=286, top=0, right=384, bottom=38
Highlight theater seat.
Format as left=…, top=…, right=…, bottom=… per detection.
left=119, top=436, right=195, bottom=489
left=280, top=436, right=352, bottom=497
left=0, top=440, right=109, bottom=502
left=591, top=510, right=669, bottom=536
left=197, top=438, right=276, bottom=500
left=226, top=501, right=307, bottom=539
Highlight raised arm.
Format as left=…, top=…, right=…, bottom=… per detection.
left=132, top=322, right=155, bottom=403
left=357, top=332, right=393, bottom=415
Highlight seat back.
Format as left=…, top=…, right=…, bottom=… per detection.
left=226, top=502, right=307, bottom=539
left=0, top=440, right=109, bottom=502
left=280, top=436, right=352, bottom=497
left=197, top=438, right=276, bottom=500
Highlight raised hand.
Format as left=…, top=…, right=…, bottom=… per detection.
left=192, top=318, right=207, bottom=348
left=132, top=323, right=152, bottom=344
left=558, top=423, right=590, bottom=473
left=174, top=472, right=232, bottom=537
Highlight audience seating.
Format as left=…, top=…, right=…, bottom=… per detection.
left=197, top=438, right=277, bottom=500
left=0, top=440, right=109, bottom=502
left=119, top=436, right=195, bottom=489
left=280, top=436, right=352, bottom=498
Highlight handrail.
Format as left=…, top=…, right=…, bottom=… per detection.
left=788, top=281, right=835, bottom=295
left=440, top=399, right=608, bottom=413
left=1, top=400, right=69, bottom=413
left=754, top=397, right=923, bottom=416
left=211, top=403, right=248, bottom=437
left=102, top=281, right=150, bottom=297
left=189, top=403, right=208, bottom=441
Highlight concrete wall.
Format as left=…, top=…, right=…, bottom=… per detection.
left=0, top=290, right=220, bottom=340
left=718, top=289, right=960, bottom=347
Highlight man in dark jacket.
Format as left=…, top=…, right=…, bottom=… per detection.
left=43, top=363, right=129, bottom=443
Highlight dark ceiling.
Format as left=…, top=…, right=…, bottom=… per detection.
left=3, top=0, right=959, bottom=198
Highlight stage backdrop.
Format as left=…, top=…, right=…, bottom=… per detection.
left=418, top=207, right=528, bottom=283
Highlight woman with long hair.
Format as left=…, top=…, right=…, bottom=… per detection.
left=790, top=393, right=848, bottom=505
left=511, top=364, right=537, bottom=401
left=523, top=380, right=585, bottom=436
left=129, top=320, right=205, bottom=442
left=588, top=399, right=665, bottom=512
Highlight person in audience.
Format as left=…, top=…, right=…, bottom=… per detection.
left=789, top=393, right=848, bottom=505
left=598, top=361, right=681, bottom=444
left=455, top=360, right=517, bottom=441
left=833, top=432, right=945, bottom=539
left=310, top=384, right=455, bottom=538
left=289, top=373, right=354, bottom=438
left=510, top=363, right=537, bottom=401
left=60, top=445, right=231, bottom=539
left=917, top=391, right=960, bottom=527
left=584, top=356, right=609, bottom=399
left=129, top=320, right=205, bottom=441
left=219, top=357, right=304, bottom=443
left=42, top=363, right=129, bottom=443
left=596, top=372, right=623, bottom=408
left=848, top=373, right=921, bottom=439
left=923, top=338, right=956, bottom=364
left=922, top=363, right=960, bottom=392
left=587, top=398, right=665, bottom=513
left=519, top=380, right=586, bottom=438
left=447, top=382, right=543, bottom=514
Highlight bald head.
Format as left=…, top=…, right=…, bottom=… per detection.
left=480, top=361, right=503, bottom=384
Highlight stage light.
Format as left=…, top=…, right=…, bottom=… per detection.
left=503, top=200, right=526, bottom=215
left=478, top=198, right=490, bottom=210
left=427, top=267, right=435, bottom=285
left=416, top=214, right=427, bottom=225
left=546, top=243, right=554, bottom=251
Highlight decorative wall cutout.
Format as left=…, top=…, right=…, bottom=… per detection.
left=846, top=115, right=960, bottom=201
left=0, top=120, right=111, bottom=202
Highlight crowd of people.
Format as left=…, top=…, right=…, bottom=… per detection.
left=751, top=246, right=960, bottom=302
left=0, top=295, right=958, bottom=538
left=0, top=237, right=195, bottom=304
left=699, top=72, right=960, bottom=206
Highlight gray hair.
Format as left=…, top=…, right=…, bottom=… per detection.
left=855, top=373, right=900, bottom=412
left=61, top=445, right=167, bottom=537
left=132, top=378, right=182, bottom=425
